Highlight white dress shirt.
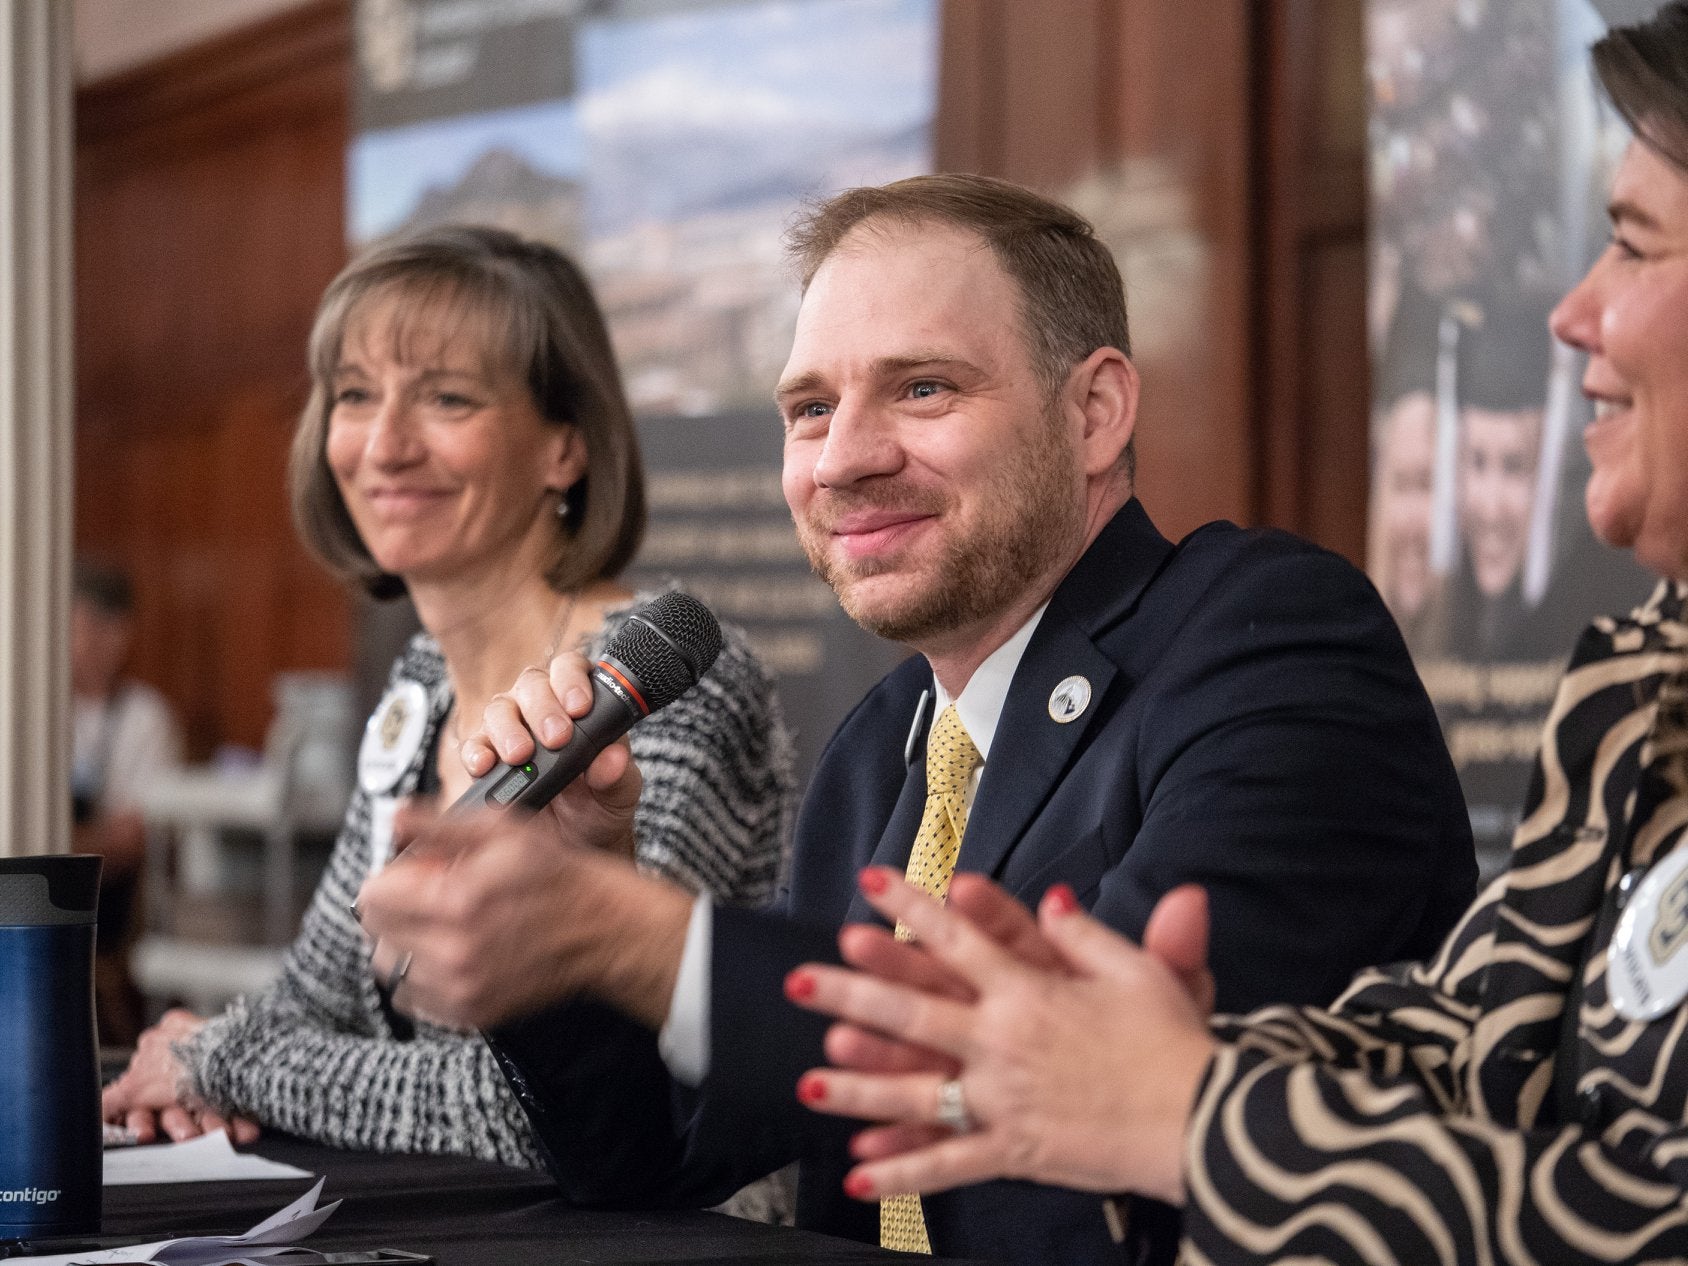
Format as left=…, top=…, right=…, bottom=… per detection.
left=659, top=605, right=1049, bottom=1084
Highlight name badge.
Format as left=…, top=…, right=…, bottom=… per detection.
left=367, top=795, right=399, bottom=875
left=358, top=680, right=429, bottom=796
left=1609, top=846, right=1688, bottom=1022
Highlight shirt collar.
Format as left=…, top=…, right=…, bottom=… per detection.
left=930, top=602, right=1049, bottom=763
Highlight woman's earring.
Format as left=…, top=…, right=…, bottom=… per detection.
left=556, top=493, right=571, bottom=522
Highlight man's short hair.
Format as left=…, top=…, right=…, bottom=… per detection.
left=786, top=173, right=1133, bottom=478
left=73, top=559, right=134, bottom=618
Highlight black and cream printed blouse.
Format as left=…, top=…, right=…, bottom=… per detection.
left=1184, top=581, right=1688, bottom=1265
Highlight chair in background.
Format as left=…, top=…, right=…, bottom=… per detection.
left=133, top=672, right=353, bottom=1015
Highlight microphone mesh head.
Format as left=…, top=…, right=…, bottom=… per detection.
left=603, top=592, right=724, bottom=712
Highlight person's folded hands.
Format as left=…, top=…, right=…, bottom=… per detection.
left=786, top=870, right=1218, bottom=1206
left=102, top=1009, right=260, bottom=1145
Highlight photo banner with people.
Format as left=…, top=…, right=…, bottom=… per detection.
left=348, top=0, right=939, bottom=780
left=1366, top=0, right=1664, bottom=876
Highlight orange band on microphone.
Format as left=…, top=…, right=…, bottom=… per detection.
left=596, top=660, right=650, bottom=715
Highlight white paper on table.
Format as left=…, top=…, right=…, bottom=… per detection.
left=9, top=1177, right=341, bottom=1265
left=103, top=1133, right=313, bottom=1186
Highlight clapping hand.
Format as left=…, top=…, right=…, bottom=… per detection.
left=786, top=870, right=1217, bottom=1204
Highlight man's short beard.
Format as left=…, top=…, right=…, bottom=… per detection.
left=799, top=407, right=1085, bottom=647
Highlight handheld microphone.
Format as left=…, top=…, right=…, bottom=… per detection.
left=448, top=592, right=723, bottom=816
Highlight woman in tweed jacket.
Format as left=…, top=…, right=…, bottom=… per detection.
left=785, top=6, right=1688, bottom=1260
left=100, top=228, right=795, bottom=1187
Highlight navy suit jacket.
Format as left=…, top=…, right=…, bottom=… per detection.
left=489, top=500, right=1475, bottom=1264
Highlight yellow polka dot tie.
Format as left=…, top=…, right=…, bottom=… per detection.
left=881, top=704, right=981, bottom=1255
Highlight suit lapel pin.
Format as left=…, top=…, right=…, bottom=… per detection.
left=1047, top=675, right=1091, bottom=723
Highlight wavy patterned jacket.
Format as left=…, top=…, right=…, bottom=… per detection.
left=1184, top=581, right=1688, bottom=1265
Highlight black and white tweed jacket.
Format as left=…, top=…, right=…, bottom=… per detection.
left=182, top=598, right=794, bottom=1171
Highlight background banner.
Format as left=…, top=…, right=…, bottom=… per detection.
left=350, top=0, right=939, bottom=780
left=1366, top=0, right=1664, bottom=876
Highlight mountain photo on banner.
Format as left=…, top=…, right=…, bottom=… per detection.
left=577, top=0, right=935, bottom=415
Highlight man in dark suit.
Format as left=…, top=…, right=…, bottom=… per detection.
left=358, top=174, right=1474, bottom=1265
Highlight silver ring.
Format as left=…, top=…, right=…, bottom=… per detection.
left=384, top=951, right=413, bottom=995
left=935, top=1078, right=973, bottom=1133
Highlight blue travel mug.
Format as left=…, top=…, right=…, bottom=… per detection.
left=0, top=855, right=102, bottom=1239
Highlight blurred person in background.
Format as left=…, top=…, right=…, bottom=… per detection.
left=788, top=5, right=1688, bottom=1260
left=1373, top=392, right=1436, bottom=625
left=1447, top=300, right=1560, bottom=662
left=1369, top=295, right=1443, bottom=648
left=71, top=558, right=183, bottom=1047
left=100, top=227, right=796, bottom=1220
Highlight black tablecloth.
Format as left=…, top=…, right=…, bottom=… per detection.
left=100, top=1136, right=986, bottom=1265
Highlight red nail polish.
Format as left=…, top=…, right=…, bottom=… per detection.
left=844, top=1173, right=874, bottom=1200
left=797, top=1074, right=826, bottom=1104
left=1046, top=883, right=1079, bottom=915
left=785, top=969, right=817, bottom=1002
left=859, top=867, right=889, bottom=896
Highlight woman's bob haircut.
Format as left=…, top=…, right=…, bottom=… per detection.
left=289, top=225, right=646, bottom=600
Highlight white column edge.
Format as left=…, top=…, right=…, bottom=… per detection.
left=0, top=0, right=74, bottom=857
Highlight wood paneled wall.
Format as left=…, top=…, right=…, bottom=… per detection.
left=75, top=0, right=351, bottom=755
left=73, top=0, right=1369, bottom=754
left=939, top=0, right=1368, bottom=555
left=1255, top=0, right=1371, bottom=564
